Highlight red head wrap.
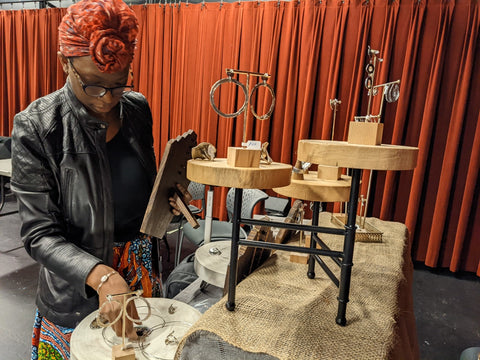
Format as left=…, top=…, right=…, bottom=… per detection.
left=58, top=0, right=138, bottom=73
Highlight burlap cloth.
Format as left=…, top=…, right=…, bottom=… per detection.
left=175, top=213, right=419, bottom=360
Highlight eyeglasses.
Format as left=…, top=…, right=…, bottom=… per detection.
left=68, top=59, right=134, bottom=98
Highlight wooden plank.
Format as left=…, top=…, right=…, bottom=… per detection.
left=141, top=130, right=197, bottom=239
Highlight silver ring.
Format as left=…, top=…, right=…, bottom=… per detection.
left=249, top=81, right=275, bottom=120
left=209, top=77, right=248, bottom=118
left=124, top=296, right=151, bottom=323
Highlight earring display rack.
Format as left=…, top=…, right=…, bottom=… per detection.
left=186, top=139, right=417, bottom=326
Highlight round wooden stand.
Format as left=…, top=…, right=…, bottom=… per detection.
left=194, top=240, right=231, bottom=288
left=71, top=298, right=201, bottom=360
left=273, top=173, right=351, bottom=202
left=297, top=140, right=418, bottom=170
left=187, top=159, right=291, bottom=189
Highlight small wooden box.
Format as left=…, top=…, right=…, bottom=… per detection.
left=227, top=147, right=261, bottom=168
left=317, top=165, right=342, bottom=180
left=347, top=122, right=384, bottom=146
left=112, top=345, right=135, bottom=360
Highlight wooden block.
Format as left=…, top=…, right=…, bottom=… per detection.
left=227, top=147, right=261, bottom=167
left=112, top=345, right=135, bottom=360
left=347, top=121, right=384, bottom=145
left=317, top=165, right=342, bottom=180
left=289, top=253, right=309, bottom=264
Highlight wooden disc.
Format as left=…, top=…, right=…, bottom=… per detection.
left=194, top=241, right=231, bottom=288
left=70, top=298, right=201, bottom=360
left=187, top=159, right=291, bottom=189
left=273, top=173, right=351, bottom=202
left=297, top=140, right=418, bottom=171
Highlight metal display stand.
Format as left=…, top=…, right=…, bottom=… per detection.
left=186, top=140, right=418, bottom=326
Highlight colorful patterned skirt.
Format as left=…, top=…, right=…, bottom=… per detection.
left=31, top=235, right=162, bottom=360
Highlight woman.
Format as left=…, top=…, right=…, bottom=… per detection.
left=10, top=0, right=188, bottom=358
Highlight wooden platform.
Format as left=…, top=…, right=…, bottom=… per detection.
left=187, top=159, right=291, bottom=189
left=297, top=140, right=418, bottom=170
left=273, top=172, right=351, bottom=202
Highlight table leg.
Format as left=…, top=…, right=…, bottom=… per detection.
left=0, top=176, right=5, bottom=213
left=336, top=168, right=361, bottom=326
left=226, top=188, right=243, bottom=311
left=307, top=201, right=320, bottom=279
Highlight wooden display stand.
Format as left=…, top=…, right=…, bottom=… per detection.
left=187, top=140, right=418, bottom=326
left=347, top=122, right=384, bottom=146
left=112, top=345, right=135, bottom=360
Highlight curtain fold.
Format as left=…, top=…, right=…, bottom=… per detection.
left=0, top=0, right=478, bottom=275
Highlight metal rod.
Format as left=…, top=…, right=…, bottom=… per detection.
left=242, top=74, right=250, bottom=143
left=240, top=218, right=346, bottom=236
left=238, top=239, right=344, bottom=258
left=336, top=168, right=361, bottom=326
left=312, top=233, right=342, bottom=267
left=226, top=68, right=270, bottom=79
left=307, top=201, right=321, bottom=279
left=313, top=255, right=339, bottom=287
left=226, top=188, right=243, bottom=311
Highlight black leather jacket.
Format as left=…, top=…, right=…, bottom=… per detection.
left=11, top=82, right=157, bottom=328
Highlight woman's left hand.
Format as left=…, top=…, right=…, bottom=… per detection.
left=169, top=183, right=193, bottom=216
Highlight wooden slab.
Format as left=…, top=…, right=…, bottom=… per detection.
left=187, top=159, right=291, bottom=189
left=273, top=173, right=351, bottom=202
left=141, top=130, right=197, bottom=239
left=297, top=140, right=418, bottom=171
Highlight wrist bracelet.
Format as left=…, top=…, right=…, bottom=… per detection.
left=96, top=270, right=117, bottom=294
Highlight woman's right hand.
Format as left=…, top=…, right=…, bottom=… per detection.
left=88, top=265, right=140, bottom=340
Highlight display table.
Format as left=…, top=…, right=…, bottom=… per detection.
left=71, top=298, right=202, bottom=360
left=187, top=141, right=418, bottom=326
left=175, top=214, right=419, bottom=360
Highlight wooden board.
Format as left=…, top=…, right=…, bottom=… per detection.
left=141, top=130, right=197, bottom=239
left=297, top=140, right=418, bottom=171
left=187, top=159, right=291, bottom=189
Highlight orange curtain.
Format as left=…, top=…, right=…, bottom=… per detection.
left=0, top=0, right=478, bottom=275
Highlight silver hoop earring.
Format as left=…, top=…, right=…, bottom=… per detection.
left=209, top=76, right=248, bottom=118
left=249, top=81, right=276, bottom=120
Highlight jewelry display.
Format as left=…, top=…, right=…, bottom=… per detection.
left=210, top=69, right=276, bottom=143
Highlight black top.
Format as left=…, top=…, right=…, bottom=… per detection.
left=107, top=130, right=151, bottom=243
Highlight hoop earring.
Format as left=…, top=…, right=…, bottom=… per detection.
left=96, top=299, right=123, bottom=328
left=209, top=76, right=248, bottom=118
left=124, top=295, right=151, bottom=323
left=249, top=81, right=276, bottom=120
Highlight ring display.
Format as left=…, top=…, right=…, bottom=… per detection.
left=209, top=77, right=248, bottom=118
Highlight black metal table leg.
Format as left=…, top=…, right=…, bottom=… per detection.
left=336, top=168, right=361, bottom=326
left=0, top=176, right=5, bottom=213
left=226, top=188, right=243, bottom=311
left=307, top=201, right=320, bottom=279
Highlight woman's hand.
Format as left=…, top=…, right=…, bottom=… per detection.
left=88, top=265, right=140, bottom=340
left=169, top=183, right=192, bottom=216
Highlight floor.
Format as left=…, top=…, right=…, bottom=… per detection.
left=1, top=193, right=479, bottom=360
